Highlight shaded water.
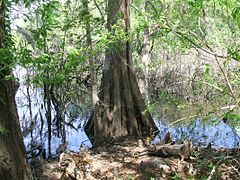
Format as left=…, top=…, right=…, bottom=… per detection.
left=14, top=67, right=92, bottom=157
left=154, top=118, right=240, bottom=148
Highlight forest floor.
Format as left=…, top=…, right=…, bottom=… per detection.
left=31, top=137, right=240, bottom=180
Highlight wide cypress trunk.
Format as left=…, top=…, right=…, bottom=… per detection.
left=85, top=0, right=158, bottom=144
left=0, top=1, right=31, bottom=179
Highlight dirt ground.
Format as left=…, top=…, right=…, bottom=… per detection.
left=30, top=138, right=240, bottom=180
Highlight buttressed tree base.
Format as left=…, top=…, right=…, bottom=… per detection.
left=85, top=0, right=158, bottom=144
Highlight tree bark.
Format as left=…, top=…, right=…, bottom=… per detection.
left=85, top=0, right=158, bottom=145
left=0, top=1, right=32, bottom=179
left=139, top=1, right=151, bottom=103
left=82, top=0, right=98, bottom=106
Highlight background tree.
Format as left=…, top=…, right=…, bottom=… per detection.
left=0, top=0, right=31, bottom=179
left=85, top=0, right=158, bottom=144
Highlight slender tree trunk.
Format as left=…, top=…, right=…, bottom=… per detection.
left=26, top=72, right=35, bottom=158
left=0, top=0, right=32, bottom=179
left=83, top=0, right=98, bottom=106
left=139, top=26, right=150, bottom=102
left=138, top=1, right=151, bottom=103
left=43, top=24, right=52, bottom=157
left=85, top=0, right=158, bottom=145
left=44, top=80, right=52, bottom=157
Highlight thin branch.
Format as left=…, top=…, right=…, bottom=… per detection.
left=202, top=81, right=224, bottom=92
left=169, top=115, right=198, bottom=126
left=93, top=0, right=104, bottom=20
left=169, top=104, right=237, bottom=126
left=206, top=166, right=216, bottom=180
left=145, top=0, right=158, bottom=15
left=231, top=164, right=240, bottom=177
left=130, top=4, right=151, bottom=19
left=213, top=54, right=237, bottom=100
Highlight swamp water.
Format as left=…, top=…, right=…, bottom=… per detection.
left=14, top=67, right=240, bottom=158
left=16, top=88, right=240, bottom=156
left=154, top=118, right=240, bottom=148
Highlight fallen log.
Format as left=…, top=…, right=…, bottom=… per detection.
left=140, top=140, right=193, bottom=161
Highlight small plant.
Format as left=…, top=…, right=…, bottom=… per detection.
left=127, top=174, right=135, bottom=180
left=171, top=172, right=182, bottom=180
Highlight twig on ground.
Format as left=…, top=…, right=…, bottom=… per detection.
left=206, top=166, right=216, bottom=180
